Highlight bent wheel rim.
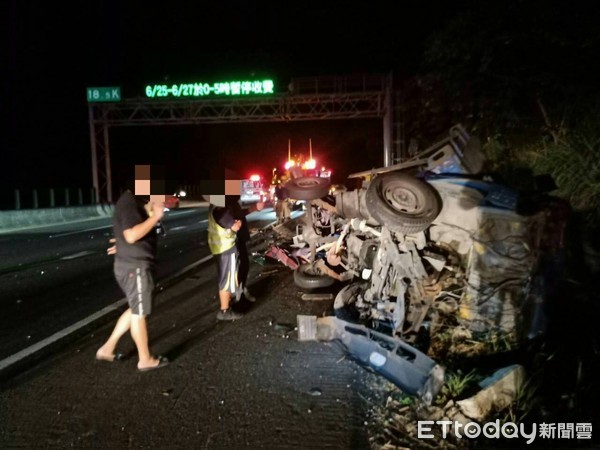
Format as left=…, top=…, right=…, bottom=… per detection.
left=382, top=182, right=426, bottom=214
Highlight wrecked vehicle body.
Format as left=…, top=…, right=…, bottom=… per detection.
left=286, top=124, right=567, bottom=402
left=330, top=173, right=550, bottom=347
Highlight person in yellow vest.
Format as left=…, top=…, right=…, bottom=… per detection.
left=208, top=202, right=244, bottom=320
left=208, top=192, right=264, bottom=320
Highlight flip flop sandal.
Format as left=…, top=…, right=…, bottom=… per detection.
left=95, top=352, right=125, bottom=363
left=137, top=355, right=170, bottom=372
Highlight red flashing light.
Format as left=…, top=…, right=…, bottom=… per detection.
left=249, top=174, right=261, bottom=181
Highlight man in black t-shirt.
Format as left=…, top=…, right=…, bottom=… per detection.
left=96, top=182, right=169, bottom=372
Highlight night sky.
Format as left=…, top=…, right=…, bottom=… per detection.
left=3, top=0, right=594, bottom=204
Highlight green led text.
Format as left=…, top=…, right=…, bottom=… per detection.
left=145, top=80, right=275, bottom=98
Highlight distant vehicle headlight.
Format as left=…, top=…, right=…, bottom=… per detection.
left=178, top=190, right=186, bottom=197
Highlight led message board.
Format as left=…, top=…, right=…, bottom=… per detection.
left=145, top=80, right=274, bottom=98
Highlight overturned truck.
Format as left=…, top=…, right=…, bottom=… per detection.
left=285, top=124, right=567, bottom=404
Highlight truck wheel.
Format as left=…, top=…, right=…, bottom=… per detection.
left=285, top=177, right=331, bottom=201
left=366, top=173, right=441, bottom=234
left=293, top=262, right=336, bottom=289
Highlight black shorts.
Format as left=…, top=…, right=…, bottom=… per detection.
left=114, top=261, right=155, bottom=316
left=215, top=247, right=238, bottom=294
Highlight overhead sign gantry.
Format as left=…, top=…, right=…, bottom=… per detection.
left=87, top=75, right=402, bottom=203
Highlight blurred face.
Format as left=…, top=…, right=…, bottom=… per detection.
left=133, top=164, right=167, bottom=208
left=135, top=179, right=150, bottom=195
left=225, top=179, right=241, bottom=195
left=207, top=171, right=242, bottom=206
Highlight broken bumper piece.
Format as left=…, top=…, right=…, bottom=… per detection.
left=298, top=315, right=445, bottom=405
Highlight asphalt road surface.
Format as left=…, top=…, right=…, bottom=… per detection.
left=0, top=205, right=299, bottom=364
left=0, top=211, right=381, bottom=449
left=0, top=207, right=210, bottom=362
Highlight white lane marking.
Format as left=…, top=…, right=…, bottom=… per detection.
left=0, top=215, right=269, bottom=373
left=0, top=254, right=215, bottom=373
left=60, top=250, right=97, bottom=260
left=199, top=219, right=208, bottom=224
left=50, top=224, right=112, bottom=238
left=167, top=225, right=188, bottom=232
left=0, top=298, right=127, bottom=372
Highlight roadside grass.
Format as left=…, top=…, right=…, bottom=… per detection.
left=435, top=368, right=481, bottom=406
left=482, top=124, right=600, bottom=227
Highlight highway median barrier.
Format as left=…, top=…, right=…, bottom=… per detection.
left=0, top=204, right=115, bottom=232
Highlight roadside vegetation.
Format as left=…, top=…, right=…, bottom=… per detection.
left=482, top=120, right=600, bottom=228
left=368, top=1, right=599, bottom=448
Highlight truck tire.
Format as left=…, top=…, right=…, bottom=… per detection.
left=285, top=177, right=331, bottom=201
left=293, top=262, right=336, bottom=289
left=366, top=173, right=441, bottom=234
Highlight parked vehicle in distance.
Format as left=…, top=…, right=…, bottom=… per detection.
left=164, top=190, right=186, bottom=210
left=241, top=175, right=268, bottom=204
